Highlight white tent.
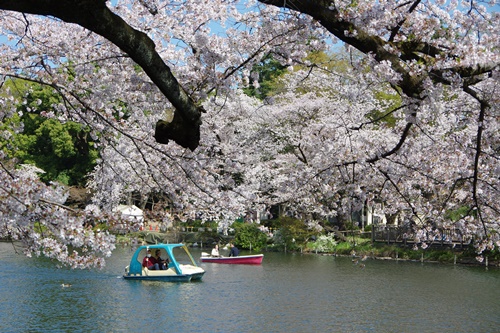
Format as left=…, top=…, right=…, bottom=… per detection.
left=114, top=204, right=144, bottom=223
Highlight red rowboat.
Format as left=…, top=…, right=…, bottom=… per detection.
left=200, top=253, right=264, bottom=265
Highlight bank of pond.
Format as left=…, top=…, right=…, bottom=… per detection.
left=115, top=230, right=499, bottom=268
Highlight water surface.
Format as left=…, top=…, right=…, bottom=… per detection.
left=0, top=243, right=498, bottom=332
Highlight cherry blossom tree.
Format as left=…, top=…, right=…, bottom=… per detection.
left=254, top=0, right=499, bottom=257
left=0, top=0, right=325, bottom=266
left=0, top=163, right=116, bottom=268
left=229, top=63, right=499, bottom=258
left=0, top=0, right=498, bottom=267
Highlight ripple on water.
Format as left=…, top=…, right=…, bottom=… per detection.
left=0, top=244, right=499, bottom=332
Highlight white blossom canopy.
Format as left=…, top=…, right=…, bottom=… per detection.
left=0, top=0, right=498, bottom=267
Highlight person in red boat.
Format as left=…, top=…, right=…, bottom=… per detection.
left=211, top=244, right=220, bottom=257
left=228, top=243, right=239, bottom=257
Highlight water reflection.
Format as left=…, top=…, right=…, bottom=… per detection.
left=0, top=243, right=498, bottom=332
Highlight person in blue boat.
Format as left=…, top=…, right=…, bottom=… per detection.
left=142, top=249, right=160, bottom=270
left=228, top=243, right=239, bottom=257
left=155, top=249, right=169, bottom=270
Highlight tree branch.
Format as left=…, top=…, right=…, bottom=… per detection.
left=462, top=84, right=489, bottom=235
left=258, top=0, right=496, bottom=97
left=0, top=0, right=203, bottom=150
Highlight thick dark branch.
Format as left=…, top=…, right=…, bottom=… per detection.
left=350, top=104, right=407, bottom=131
left=296, top=144, right=308, bottom=164
left=259, top=0, right=425, bottom=98
left=39, top=198, right=78, bottom=213
left=367, top=122, right=414, bottom=163
left=0, top=0, right=202, bottom=150
left=462, top=84, right=489, bottom=234
left=314, top=119, right=414, bottom=179
left=258, top=0, right=495, bottom=97
left=0, top=160, right=16, bottom=179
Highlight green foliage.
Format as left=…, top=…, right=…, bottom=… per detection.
left=301, top=51, right=351, bottom=73
left=395, top=248, right=456, bottom=262
left=0, top=79, right=98, bottom=186
left=435, top=250, right=456, bottom=262
left=232, top=222, right=268, bottom=251
left=290, top=51, right=352, bottom=97
left=271, top=217, right=317, bottom=251
left=366, top=90, right=401, bottom=128
left=242, top=54, right=287, bottom=100
left=344, top=221, right=360, bottom=231
left=330, top=237, right=372, bottom=254
left=95, top=222, right=110, bottom=232
left=301, top=50, right=402, bottom=129
left=13, top=118, right=97, bottom=186
left=33, top=222, right=48, bottom=234
left=445, top=206, right=471, bottom=221
left=325, top=241, right=482, bottom=265
left=332, top=241, right=355, bottom=254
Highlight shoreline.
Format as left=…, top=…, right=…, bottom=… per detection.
left=309, top=251, right=500, bottom=268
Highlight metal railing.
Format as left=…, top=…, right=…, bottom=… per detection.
left=371, top=225, right=472, bottom=248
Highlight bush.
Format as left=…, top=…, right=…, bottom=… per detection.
left=331, top=241, right=355, bottom=255
left=232, top=222, right=267, bottom=251
left=307, top=234, right=337, bottom=253
left=271, top=217, right=318, bottom=252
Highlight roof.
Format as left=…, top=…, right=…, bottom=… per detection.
left=114, top=204, right=143, bottom=216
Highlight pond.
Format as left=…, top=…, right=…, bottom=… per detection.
left=0, top=242, right=498, bottom=332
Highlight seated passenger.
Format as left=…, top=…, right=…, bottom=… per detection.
left=142, top=249, right=160, bottom=270
left=211, top=244, right=220, bottom=257
left=155, top=249, right=170, bottom=270
left=229, top=243, right=239, bottom=257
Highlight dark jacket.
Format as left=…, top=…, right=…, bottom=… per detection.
left=229, top=246, right=239, bottom=257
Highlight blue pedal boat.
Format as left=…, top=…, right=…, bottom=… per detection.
left=123, top=243, right=205, bottom=282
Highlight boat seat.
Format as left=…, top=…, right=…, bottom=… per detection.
left=142, top=267, right=177, bottom=276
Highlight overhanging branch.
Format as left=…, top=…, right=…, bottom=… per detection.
left=0, top=0, right=203, bottom=150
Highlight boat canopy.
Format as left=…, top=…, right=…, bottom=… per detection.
left=127, top=244, right=199, bottom=275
